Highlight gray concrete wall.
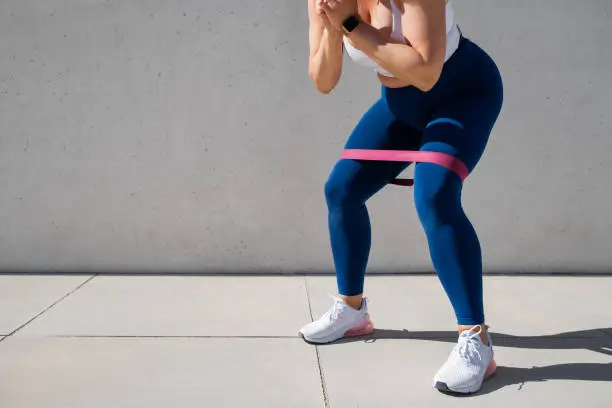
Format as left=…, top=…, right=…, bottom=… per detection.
left=1, top=0, right=610, bottom=274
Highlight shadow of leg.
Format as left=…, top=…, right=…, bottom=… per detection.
left=326, top=328, right=612, bottom=357
left=316, top=327, right=612, bottom=397
left=477, top=363, right=612, bottom=396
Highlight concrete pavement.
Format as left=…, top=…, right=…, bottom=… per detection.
left=1, top=274, right=611, bottom=407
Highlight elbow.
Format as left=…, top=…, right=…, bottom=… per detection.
left=412, top=66, right=442, bottom=92
left=414, top=76, right=439, bottom=92
left=309, top=70, right=339, bottom=94
left=397, top=54, right=443, bottom=92
left=314, top=82, right=334, bottom=94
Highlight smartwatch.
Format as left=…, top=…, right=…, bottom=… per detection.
left=342, top=15, right=360, bottom=34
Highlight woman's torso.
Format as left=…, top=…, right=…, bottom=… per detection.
left=343, top=0, right=461, bottom=88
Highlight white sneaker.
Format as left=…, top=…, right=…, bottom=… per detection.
left=433, top=325, right=497, bottom=394
left=298, top=295, right=374, bottom=344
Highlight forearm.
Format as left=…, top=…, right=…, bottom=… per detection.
left=309, top=29, right=344, bottom=94
left=347, top=22, right=442, bottom=91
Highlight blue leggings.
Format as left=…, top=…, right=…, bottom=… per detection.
left=325, top=37, right=503, bottom=325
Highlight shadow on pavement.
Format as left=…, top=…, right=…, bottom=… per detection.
left=322, top=328, right=612, bottom=396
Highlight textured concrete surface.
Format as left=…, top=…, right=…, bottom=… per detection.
left=0, top=336, right=323, bottom=408
left=0, top=275, right=92, bottom=334
left=317, top=340, right=612, bottom=407
left=1, top=0, right=611, bottom=274
left=18, top=276, right=311, bottom=336
left=1, top=275, right=611, bottom=407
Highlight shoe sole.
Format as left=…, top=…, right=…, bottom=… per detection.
left=299, top=314, right=374, bottom=345
left=434, top=358, right=497, bottom=395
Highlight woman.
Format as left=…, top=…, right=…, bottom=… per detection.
left=298, top=0, right=504, bottom=395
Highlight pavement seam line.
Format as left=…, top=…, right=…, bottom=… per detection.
left=0, top=274, right=98, bottom=342
left=304, top=277, right=331, bottom=408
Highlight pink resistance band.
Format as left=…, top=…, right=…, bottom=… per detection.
left=341, top=149, right=470, bottom=187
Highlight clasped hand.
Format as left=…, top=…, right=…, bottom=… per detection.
left=316, top=0, right=358, bottom=32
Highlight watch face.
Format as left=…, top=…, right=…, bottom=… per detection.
left=343, top=16, right=360, bottom=32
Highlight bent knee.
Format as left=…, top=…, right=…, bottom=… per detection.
left=414, top=165, right=463, bottom=227
left=324, top=174, right=361, bottom=210
left=324, top=161, right=369, bottom=209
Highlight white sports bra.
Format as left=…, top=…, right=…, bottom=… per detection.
left=343, top=0, right=461, bottom=77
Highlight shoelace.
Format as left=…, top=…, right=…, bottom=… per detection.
left=326, top=295, right=345, bottom=321
left=456, top=327, right=484, bottom=362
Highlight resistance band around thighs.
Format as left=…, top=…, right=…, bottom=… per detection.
left=340, top=118, right=469, bottom=187
left=340, top=149, right=469, bottom=186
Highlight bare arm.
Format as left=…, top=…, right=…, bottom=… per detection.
left=308, top=0, right=344, bottom=94
left=342, top=0, right=447, bottom=91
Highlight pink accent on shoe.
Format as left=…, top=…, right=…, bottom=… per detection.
left=485, top=358, right=497, bottom=378
left=343, top=313, right=374, bottom=338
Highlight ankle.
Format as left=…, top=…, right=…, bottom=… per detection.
left=339, top=294, right=363, bottom=310
left=458, top=324, right=489, bottom=346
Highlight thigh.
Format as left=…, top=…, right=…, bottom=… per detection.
left=419, top=89, right=503, bottom=173
left=328, top=98, right=422, bottom=198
